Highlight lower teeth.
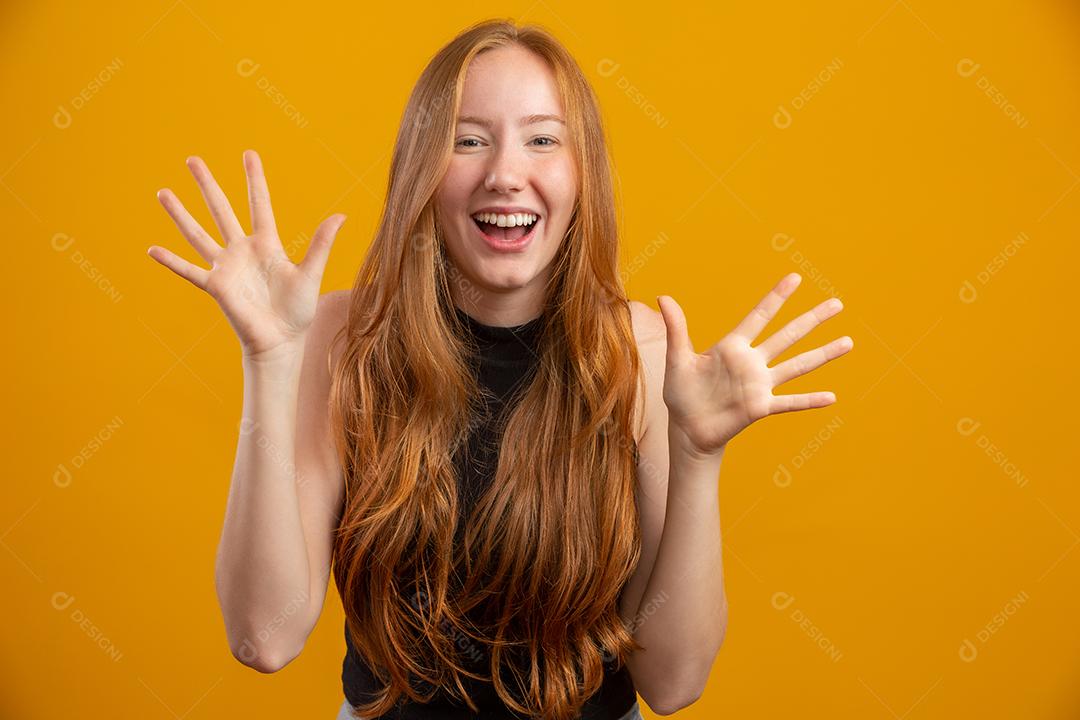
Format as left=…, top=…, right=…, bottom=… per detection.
left=477, top=221, right=534, bottom=241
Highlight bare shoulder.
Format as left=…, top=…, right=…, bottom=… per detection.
left=311, top=289, right=350, bottom=344
left=318, top=287, right=351, bottom=314
left=628, top=300, right=667, bottom=445
left=303, top=289, right=351, bottom=372
left=629, top=300, right=666, bottom=349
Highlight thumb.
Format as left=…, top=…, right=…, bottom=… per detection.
left=300, top=213, right=346, bottom=282
left=656, top=295, right=694, bottom=365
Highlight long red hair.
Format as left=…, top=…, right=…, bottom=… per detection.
left=329, top=18, right=644, bottom=720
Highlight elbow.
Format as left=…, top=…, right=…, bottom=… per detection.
left=639, top=667, right=707, bottom=716
left=647, top=689, right=703, bottom=716
left=641, top=640, right=724, bottom=715
left=630, top=608, right=725, bottom=716
left=217, top=594, right=316, bottom=674
left=228, top=634, right=302, bottom=674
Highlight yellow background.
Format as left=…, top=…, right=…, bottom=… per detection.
left=3, top=1, right=1078, bottom=717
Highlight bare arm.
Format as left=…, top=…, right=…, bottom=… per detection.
left=215, top=339, right=308, bottom=671
left=619, top=303, right=727, bottom=715
left=624, top=277, right=850, bottom=712
left=214, top=290, right=348, bottom=672
left=148, top=150, right=348, bottom=672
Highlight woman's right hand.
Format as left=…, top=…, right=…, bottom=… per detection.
left=148, top=149, right=347, bottom=361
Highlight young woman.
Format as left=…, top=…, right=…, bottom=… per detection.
left=148, top=19, right=852, bottom=720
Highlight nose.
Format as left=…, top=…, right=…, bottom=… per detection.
left=483, top=145, right=525, bottom=194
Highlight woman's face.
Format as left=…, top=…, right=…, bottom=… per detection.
left=434, top=44, right=578, bottom=323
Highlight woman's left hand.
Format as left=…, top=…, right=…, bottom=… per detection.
left=656, top=273, right=854, bottom=459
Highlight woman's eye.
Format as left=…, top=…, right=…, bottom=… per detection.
left=455, top=137, right=557, bottom=149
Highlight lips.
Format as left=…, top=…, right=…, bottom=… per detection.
left=472, top=216, right=533, bottom=241
left=471, top=214, right=539, bottom=252
left=471, top=205, right=542, bottom=218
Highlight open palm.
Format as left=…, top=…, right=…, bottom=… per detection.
left=147, top=150, right=346, bottom=359
left=657, top=273, right=854, bottom=456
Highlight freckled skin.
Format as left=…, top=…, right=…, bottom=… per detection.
left=434, top=44, right=579, bottom=326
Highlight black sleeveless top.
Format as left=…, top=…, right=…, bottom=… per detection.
left=341, top=306, right=638, bottom=719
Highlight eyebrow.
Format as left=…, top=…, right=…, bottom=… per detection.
left=456, top=113, right=566, bottom=129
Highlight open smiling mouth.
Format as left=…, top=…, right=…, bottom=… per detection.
left=470, top=212, right=540, bottom=245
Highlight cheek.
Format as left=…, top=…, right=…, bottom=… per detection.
left=437, top=162, right=478, bottom=211
left=541, top=158, right=579, bottom=217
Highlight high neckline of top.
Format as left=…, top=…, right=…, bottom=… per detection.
left=453, top=305, right=545, bottom=344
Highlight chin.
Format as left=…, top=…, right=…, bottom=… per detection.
left=474, top=267, right=538, bottom=290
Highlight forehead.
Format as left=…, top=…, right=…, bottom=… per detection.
left=458, top=45, right=564, bottom=116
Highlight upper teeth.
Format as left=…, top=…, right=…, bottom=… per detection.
left=472, top=212, right=538, bottom=228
